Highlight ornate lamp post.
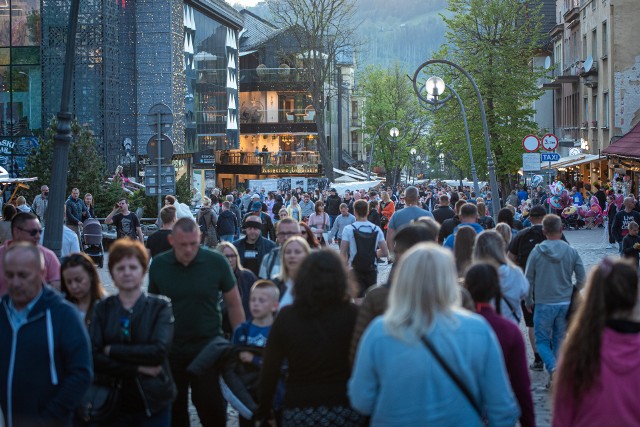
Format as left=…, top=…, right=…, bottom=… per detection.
left=366, top=120, right=405, bottom=182
left=412, top=59, right=501, bottom=220
left=43, top=0, right=81, bottom=256
left=420, top=77, right=480, bottom=196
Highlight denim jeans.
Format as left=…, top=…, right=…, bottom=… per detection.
left=220, top=234, right=235, bottom=243
left=329, top=214, right=338, bottom=229
left=533, top=303, right=570, bottom=373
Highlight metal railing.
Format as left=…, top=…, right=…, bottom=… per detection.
left=238, top=108, right=316, bottom=124
left=215, top=150, right=321, bottom=165
left=240, top=67, right=308, bottom=85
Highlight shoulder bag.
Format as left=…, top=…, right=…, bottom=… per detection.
left=76, top=376, right=122, bottom=422
left=420, top=335, right=486, bottom=424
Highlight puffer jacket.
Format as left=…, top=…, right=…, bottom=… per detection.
left=90, top=294, right=177, bottom=416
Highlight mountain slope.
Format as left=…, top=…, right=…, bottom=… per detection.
left=234, top=0, right=449, bottom=69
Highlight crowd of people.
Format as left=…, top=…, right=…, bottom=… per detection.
left=1, top=180, right=640, bottom=427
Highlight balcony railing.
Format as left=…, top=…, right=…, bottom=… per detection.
left=215, top=150, right=321, bottom=166
left=556, top=126, right=581, bottom=144
left=239, top=108, right=316, bottom=124
left=240, top=68, right=308, bottom=85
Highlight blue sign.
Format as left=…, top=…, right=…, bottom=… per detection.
left=541, top=153, right=560, bottom=162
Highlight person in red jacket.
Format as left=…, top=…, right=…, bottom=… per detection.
left=465, top=263, right=535, bottom=427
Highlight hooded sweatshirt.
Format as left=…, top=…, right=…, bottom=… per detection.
left=0, top=287, right=92, bottom=426
left=525, top=240, right=586, bottom=306
left=553, top=326, right=640, bottom=426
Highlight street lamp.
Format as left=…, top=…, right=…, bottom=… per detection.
left=412, top=59, right=501, bottom=219
left=43, top=0, right=81, bottom=256
left=421, top=78, right=480, bottom=196
left=366, top=119, right=404, bottom=180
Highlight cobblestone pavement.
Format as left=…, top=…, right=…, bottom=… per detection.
left=97, top=227, right=614, bottom=426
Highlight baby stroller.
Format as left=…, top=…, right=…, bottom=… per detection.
left=81, top=218, right=104, bottom=268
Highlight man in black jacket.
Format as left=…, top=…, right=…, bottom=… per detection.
left=325, top=187, right=342, bottom=228
left=242, top=202, right=275, bottom=241
left=432, top=194, right=455, bottom=224
left=233, top=215, right=276, bottom=276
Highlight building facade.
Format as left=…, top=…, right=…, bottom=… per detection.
left=37, top=0, right=240, bottom=185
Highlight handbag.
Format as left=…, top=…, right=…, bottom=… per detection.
left=76, top=378, right=122, bottom=422
left=419, top=336, right=486, bottom=424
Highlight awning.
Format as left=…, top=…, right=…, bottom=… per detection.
left=603, top=121, right=640, bottom=159
left=541, top=153, right=605, bottom=170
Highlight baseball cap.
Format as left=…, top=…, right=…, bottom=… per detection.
left=251, top=193, right=260, bottom=199
left=251, top=201, right=262, bottom=211
left=330, top=187, right=337, bottom=192
left=529, top=205, right=546, bottom=218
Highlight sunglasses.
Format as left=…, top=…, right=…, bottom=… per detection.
left=17, top=226, right=42, bottom=237
left=120, top=316, right=131, bottom=343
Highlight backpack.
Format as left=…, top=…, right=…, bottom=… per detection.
left=199, top=210, right=218, bottom=247
left=514, top=226, right=545, bottom=270
left=350, top=224, right=379, bottom=273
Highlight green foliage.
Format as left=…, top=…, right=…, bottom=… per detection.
left=428, top=0, right=547, bottom=189
left=94, top=181, right=128, bottom=218
left=360, top=63, right=430, bottom=182
left=128, top=188, right=158, bottom=220
left=23, top=117, right=106, bottom=202
left=176, top=173, right=190, bottom=206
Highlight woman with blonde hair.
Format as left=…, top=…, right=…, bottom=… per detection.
left=287, top=196, right=302, bottom=222
left=14, top=196, right=30, bottom=213
left=495, top=223, right=512, bottom=248
left=217, top=242, right=257, bottom=320
left=553, top=258, right=640, bottom=426
left=473, top=230, right=528, bottom=324
left=350, top=243, right=519, bottom=426
left=276, top=236, right=311, bottom=310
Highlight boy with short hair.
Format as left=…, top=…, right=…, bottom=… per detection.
left=622, top=221, right=640, bottom=267
left=232, top=280, right=280, bottom=426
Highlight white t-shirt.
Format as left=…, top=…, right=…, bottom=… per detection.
left=341, top=221, right=385, bottom=266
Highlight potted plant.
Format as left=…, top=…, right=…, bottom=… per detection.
left=591, top=120, right=598, bottom=128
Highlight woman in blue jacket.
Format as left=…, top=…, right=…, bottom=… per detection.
left=349, top=243, right=519, bottom=427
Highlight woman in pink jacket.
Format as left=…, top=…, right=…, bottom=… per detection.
left=553, top=257, right=640, bottom=426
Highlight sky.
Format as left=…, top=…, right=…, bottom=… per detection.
left=224, top=0, right=262, bottom=7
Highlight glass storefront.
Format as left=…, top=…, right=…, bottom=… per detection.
left=184, top=3, right=239, bottom=153
left=0, top=0, right=41, bottom=175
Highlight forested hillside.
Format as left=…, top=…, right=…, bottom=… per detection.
left=233, top=0, right=449, bottom=69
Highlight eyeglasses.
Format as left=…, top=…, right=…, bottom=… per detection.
left=120, top=316, right=131, bottom=343
left=17, top=226, right=42, bottom=236
left=225, top=254, right=237, bottom=259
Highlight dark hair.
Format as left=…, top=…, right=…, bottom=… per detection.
left=174, top=217, right=199, bottom=234
left=454, top=226, right=478, bottom=276
left=108, top=239, right=149, bottom=275
left=159, top=205, right=176, bottom=225
left=459, top=203, right=478, bottom=219
left=293, top=249, right=351, bottom=315
left=165, top=195, right=176, bottom=205
left=11, top=212, right=38, bottom=233
left=61, top=253, right=106, bottom=326
left=354, top=199, right=369, bottom=218
left=394, top=222, right=437, bottom=257
left=464, top=263, right=502, bottom=315
left=2, top=203, right=17, bottom=221
left=556, top=258, right=638, bottom=399
left=497, top=208, right=514, bottom=228
left=298, top=221, right=319, bottom=248
left=314, top=200, right=324, bottom=214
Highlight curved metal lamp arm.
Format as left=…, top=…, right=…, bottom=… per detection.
left=411, top=59, right=501, bottom=219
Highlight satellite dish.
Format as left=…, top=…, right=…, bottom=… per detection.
left=544, top=56, right=551, bottom=70
left=584, top=56, right=594, bottom=73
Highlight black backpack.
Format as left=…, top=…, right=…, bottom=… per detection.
left=514, top=226, right=545, bottom=270
left=351, top=224, right=379, bottom=272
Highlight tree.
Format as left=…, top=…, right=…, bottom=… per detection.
left=24, top=117, right=106, bottom=202
left=268, top=0, right=358, bottom=182
left=360, top=64, right=430, bottom=185
left=427, top=0, right=546, bottom=191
